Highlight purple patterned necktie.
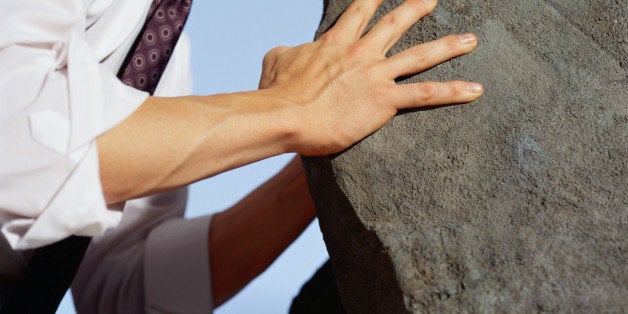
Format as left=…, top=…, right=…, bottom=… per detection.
left=118, top=0, right=192, bottom=94
left=0, top=1, right=193, bottom=312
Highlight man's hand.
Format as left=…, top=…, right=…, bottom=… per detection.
left=259, top=0, right=482, bottom=156
left=98, top=0, right=482, bottom=204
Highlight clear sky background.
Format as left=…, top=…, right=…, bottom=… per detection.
left=58, top=1, right=328, bottom=313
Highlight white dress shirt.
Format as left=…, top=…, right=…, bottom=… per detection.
left=0, top=0, right=152, bottom=249
left=1, top=0, right=213, bottom=312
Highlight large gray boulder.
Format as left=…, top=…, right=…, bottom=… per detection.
left=302, top=0, right=627, bottom=313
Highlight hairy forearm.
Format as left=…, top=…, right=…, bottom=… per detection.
left=208, top=157, right=316, bottom=307
left=97, top=91, right=299, bottom=204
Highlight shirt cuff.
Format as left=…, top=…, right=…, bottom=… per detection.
left=144, top=215, right=213, bottom=313
left=2, top=144, right=124, bottom=249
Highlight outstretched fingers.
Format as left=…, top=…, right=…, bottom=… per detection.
left=328, top=0, right=385, bottom=42
left=393, top=80, right=483, bottom=109
left=384, top=34, right=478, bottom=78
left=361, top=0, right=437, bottom=54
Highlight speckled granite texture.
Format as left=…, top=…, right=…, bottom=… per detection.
left=302, top=0, right=627, bottom=312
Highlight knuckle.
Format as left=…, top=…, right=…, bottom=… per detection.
left=424, top=0, right=438, bottom=12
left=380, top=14, right=398, bottom=28
left=262, top=51, right=274, bottom=63
left=347, top=42, right=369, bottom=58
left=409, top=46, right=428, bottom=63
left=445, top=35, right=465, bottom=52
left=448, top=84, right=462, bottom=98
left=362, top=63, right=379, bottom=77
left=264, top=46, right=285, bottom=62
left=346, top=2, right=365, bottom=15
left=408, top=0, right=425, bottom=9
left=276, top=45, right=290, bottom=53
left=267, top=46, right=281, bottom=55
left=319, top=29, right=340, bottom=43
left=445, top=35, right=460, bottom=49
left=275, top=71, right=290, bottom=83
left=452, top=81, right=468, bottom=96
left=417, top=82, right=437, bottom=101
left=446, top=82, right=460, bottom=96
left=408, top=0, right=436, bottom=13
left=372, top=85, right=393, bottom=103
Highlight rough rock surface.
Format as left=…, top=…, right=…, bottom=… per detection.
left=302, top=0, right=628, bottom=313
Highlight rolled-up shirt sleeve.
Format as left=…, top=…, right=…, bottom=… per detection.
left=144, top=215, right=213, bottom=313
left=0, top=0, right=149, bottom=249
left=72, top=188, right=213, bottom=313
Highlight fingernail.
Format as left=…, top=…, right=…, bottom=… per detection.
left=459, top=33, right=476, bottom=44
left=467, top=83, right=483, bottom=93
left=422, top=0, right=434, bottom=4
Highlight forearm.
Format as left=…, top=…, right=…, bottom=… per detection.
left=98, top=0, right=482, bottom=205
left=208, top=157, right=316, bottom=307
left=97, top=90, right=299, bottom=204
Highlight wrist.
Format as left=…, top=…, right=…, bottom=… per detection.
left=203, top=90, right=303, bottom=156
left=246, top=89, right=306, bottom=155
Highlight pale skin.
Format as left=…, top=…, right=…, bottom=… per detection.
left=97, top=0, right=482, bottom=308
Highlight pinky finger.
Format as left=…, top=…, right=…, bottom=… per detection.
left=393, top=80, right=483, bottom=109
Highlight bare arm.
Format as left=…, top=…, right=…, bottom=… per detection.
left=95, top=0, right=485, bottom=309
left=97, top=91, right=299, bottom=204
left=208, top=157, right=315, bottom=306
left=97, top=0, right=482, bottom=205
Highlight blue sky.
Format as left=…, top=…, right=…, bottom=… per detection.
left=58, top=1, right=327, bottom=313
left=185, top=2, right=328, bottom=313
